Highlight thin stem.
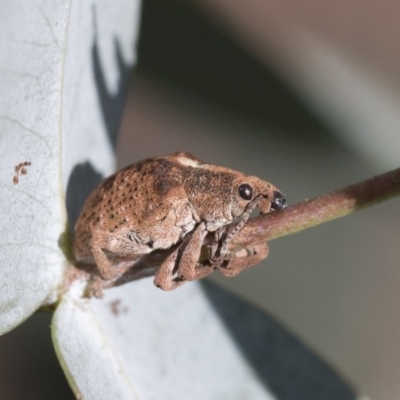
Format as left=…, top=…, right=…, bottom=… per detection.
left=231, top=167, right=400, bottom=249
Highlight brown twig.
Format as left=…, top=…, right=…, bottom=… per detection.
left=231, top=167, right=400, bottom=249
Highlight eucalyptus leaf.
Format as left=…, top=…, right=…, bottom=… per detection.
left=53, top=279, right=359, bottom=400
left=0, top=0, right=140, bottom=333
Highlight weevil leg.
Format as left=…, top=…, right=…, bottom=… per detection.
left=89, top=230, right=122, bottom=280
left=87, top=276, right=106, bottom=298
left=154, top=222, right=216, bottom=290
left=209, top=197, right=260, bottom=264
left=217, top=242, right=269, bottom=277
left=153, top=247, right=185, bottom=291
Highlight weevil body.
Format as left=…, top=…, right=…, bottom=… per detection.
left=73, top=152, right=286, bottom=292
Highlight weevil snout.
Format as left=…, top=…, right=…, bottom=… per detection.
left=270, top=191, right=286, bottom=211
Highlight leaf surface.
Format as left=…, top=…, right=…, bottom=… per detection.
left=0, top=0, right=140, bottom=333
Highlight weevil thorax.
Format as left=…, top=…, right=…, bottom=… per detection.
left=171, top=152, right=283, bottom=229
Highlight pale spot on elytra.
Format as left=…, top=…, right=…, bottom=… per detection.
left=176, top=156, right=200, bottom=168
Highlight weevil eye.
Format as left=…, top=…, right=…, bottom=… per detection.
left=238, top=183, right=253, bottom=200
left=271, top=191, right=287, bottom=211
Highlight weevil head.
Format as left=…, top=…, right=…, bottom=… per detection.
left=230, top=174, right=286, bottom=218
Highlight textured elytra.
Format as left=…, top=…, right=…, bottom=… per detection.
left=73, top=152, right=286, bottom=293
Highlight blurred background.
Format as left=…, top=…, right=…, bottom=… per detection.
left=1, top=1, right=400, bottom=399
